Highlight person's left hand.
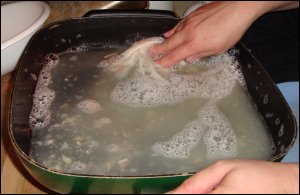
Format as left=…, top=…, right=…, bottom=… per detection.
left=167, top=159, right=299, bottom=194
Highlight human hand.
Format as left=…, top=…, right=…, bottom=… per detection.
left=167, top=159, right=299, bottom=194
left=150, top=2, right=260, bottom=67
left=151, top=1, right=296, bottom=67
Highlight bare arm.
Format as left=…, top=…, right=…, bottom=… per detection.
left=261, top=1, right=299, bottom=12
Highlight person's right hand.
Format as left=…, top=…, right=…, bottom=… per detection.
left=167, top=160, right=299, bottom=194
left=151, top=1, right=299, bottom=67
left=151, top=2, right=261, bottom=67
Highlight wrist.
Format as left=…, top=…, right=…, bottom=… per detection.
left=235, top=1, right=299, bottom=17
left=234, top=1, right=271, bottom=20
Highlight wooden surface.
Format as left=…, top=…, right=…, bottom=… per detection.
left=1, top=143, right=50, bottom=194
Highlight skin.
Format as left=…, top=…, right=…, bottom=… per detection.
left=151, top=1, right=299, bottom=67
left=167, top=159, right=299, bottom=194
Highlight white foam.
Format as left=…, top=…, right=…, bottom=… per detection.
left=69, top=161, right=86, bottom=171
left=152, top=120, right=206, bottom=159
left=106, top=38, right=242, bottom=160
left=98, top=37, right=168, bottom=82
left=278, top=124, right=284, bottom=137
left=77, top=99, right=102, bottom=114
left=29, top=54, right=59, bottom=130
left=201, top=104, right=238, bottom=159
left=111, top=52, right=245, bottom=107
left=152, top=104, right=238, bottom=159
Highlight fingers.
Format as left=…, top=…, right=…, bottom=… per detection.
left=150, top=19, right=186, bottom=57
left=151, top=26, right=213, bottom=67
left=168, top=161, right=234, bottom=194
left=155, top=45, right=216, bottom=67
left=151, top=34, right=185, bottom=58
left=164, top=19, right=186, bottom=38
left=155, top=42, right=198, bottom=67
left=185, top=51, right=216, bottom=63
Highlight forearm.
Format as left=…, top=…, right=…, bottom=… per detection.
left=151, top=1, right=299, bottom=66
left=233, top=1, right=298, bottom=22
left=263, top=1, right=299, bottom=11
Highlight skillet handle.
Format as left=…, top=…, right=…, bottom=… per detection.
left=83, top=9, right=179, bottom=19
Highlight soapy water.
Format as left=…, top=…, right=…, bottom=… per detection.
left=77, top=99, right=102, bottom=114
left=29, top=38, right=272, bottom=176
left=29, top=53, right=59, bottom=130
left=152, top=103, right=238, bottom=159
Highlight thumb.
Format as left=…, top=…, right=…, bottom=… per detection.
left=168, top=161, right=234, bottom=194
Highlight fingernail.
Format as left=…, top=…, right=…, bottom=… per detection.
left=164, top=30, right=173, bottom=38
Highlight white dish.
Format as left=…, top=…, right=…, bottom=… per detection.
left=1, top=1, right=50, bottom=76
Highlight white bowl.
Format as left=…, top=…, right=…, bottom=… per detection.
left=1, top=1, right=50, bottom=76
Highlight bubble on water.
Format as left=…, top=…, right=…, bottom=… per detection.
left=275, top=118, right=280, bottom=125
left=110, top=50, right=245, bottom=107
left=201, top=105, right=238, bottom=160
left=61, top=154, right=72, bottom=164
left=77, top=99, right=102, bottom=114
left=29, top=53, right=59, bottom=130
left=70, top=161, right=86, bottom=171
left=266, top=113, right=274, bottom=118
left=94, top=117, right=112, bottom=128
left=86, top=140, right=99, bottom=149
left=152, top=120, right=205, bottom=159
left=105, top=143, right=121, bottom=153
left=31, top=73, right=37, bottom=80
left=152, top=104, right=238, bottom=159
left=278, top=124, right=284, bottom=137
left=105, top=39, right=242, bottom=160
